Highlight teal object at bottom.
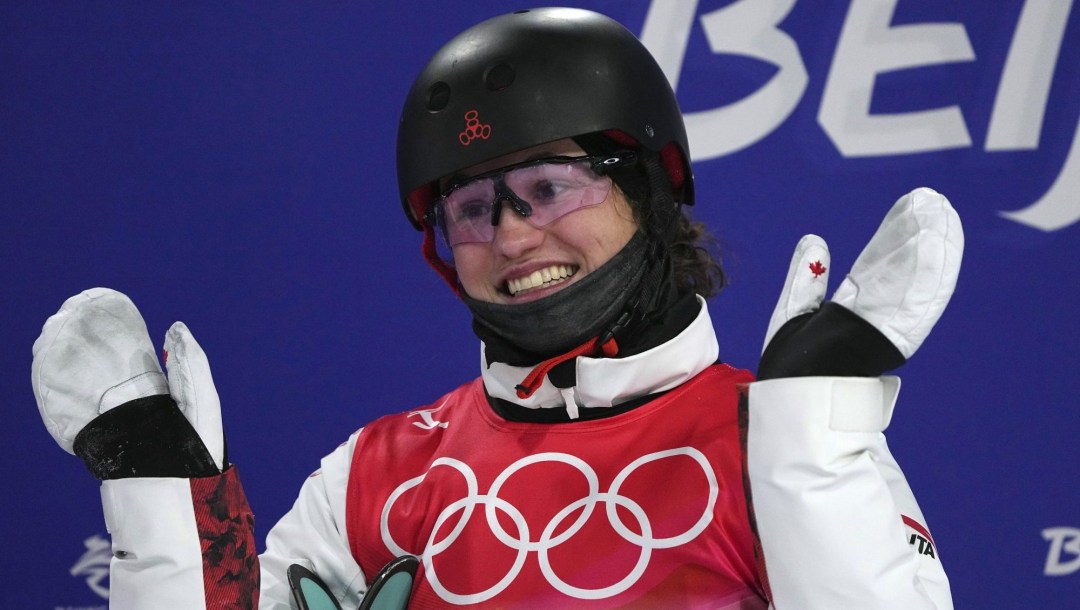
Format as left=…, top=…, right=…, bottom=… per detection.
left=300, top=578, right=342, bottom=610
left=368, top=572, right=414, bottom=610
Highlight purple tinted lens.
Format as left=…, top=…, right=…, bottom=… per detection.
left=442, top=179, right=497, bottom=245
left=439, top=159, right=613, bottom=248
left=503, top=161, right=611, bottom=225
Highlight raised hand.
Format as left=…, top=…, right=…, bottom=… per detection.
left=32, top=287, right=225, bottom=478
left=758, top=188, right=963, bottom=380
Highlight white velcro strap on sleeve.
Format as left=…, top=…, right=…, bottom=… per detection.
left=826, top=376, right=900, bottom=432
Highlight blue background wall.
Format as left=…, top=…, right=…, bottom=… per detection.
left=3, top=1, right=1077, bottom=607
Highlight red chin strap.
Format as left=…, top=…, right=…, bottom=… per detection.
left=514, top=335, right=620, bottom=399
left=420, top=222, right=461, bottom=297
left=408, top=185, right=462, bottom=297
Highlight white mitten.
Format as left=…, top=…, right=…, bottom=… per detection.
left=32, top=288, right=168, bottom=454
left=758, top=188, right=963, bottom=378
left=32, top=287, right=224, bottom=477
left=831, top=187, right=964, bottom=359
left=761, top=234, right=832, bottom=351
left=164, top=321, right=226, bottom=470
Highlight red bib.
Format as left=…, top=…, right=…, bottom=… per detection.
left=346, top=364, right=766, bottom=609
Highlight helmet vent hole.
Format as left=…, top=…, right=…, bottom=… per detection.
left=426, top=82, right=451, bottom=111
left=513, top=9, right=529, bottom=14
left=484, top=63, right=515, bottom=91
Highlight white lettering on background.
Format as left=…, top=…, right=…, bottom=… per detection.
left=1042, top=527, right=1080, bottom=576
left=818, top=0, right=975, bottom=156
left=643, top=0, right=807, bottom=159
left=639, top=0, right=1079, bottom=230
left=993, top=0, right=1079, bottom=231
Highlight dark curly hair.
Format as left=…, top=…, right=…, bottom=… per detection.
left=573, top=133, right=725, bottom=299
left=669, top=212, right=726, bottom=298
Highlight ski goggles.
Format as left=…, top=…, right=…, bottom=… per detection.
left=427, top=153, right=637, bottom=252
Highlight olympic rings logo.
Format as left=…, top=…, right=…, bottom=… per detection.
left=380, top=448, right=718, bottom=605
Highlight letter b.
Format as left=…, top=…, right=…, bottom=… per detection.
left=1042, top=527, right=1080, bottom=576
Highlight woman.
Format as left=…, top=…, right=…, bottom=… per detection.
left=33, top=8, right=959, bottom=609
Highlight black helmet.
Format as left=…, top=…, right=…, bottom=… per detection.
left=397, top=7, right=693, bottom=253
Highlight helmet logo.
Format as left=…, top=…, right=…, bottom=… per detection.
left=459, top=110, right=491, bottom=146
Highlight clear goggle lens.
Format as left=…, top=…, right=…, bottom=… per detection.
left=426, top=154, right=634, bottom=262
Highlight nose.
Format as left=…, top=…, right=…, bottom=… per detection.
left=491, top=202, right=544, bottom=260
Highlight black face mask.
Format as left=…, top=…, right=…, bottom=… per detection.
left=462, top=231, right=650, bottom=364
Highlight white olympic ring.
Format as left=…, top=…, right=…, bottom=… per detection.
left=379, top=447, right=717, bottom=605
left=537, top=492, right=653, bottom=599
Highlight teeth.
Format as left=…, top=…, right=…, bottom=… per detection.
left=508, top=265, right=577, bottom=296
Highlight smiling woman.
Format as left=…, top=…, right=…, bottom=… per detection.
left=449, top=140, right=639, bottom=305
left=390, top=6, right=718, bottom=375
left=32, top=6, right=960, bottom=610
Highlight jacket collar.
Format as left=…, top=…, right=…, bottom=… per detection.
left=480, top=295, right=718, bottom=413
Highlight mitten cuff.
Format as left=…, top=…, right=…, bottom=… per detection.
left=73, top=394, right=220, bottom=479
left=757, top=302, right=906, bottom=380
